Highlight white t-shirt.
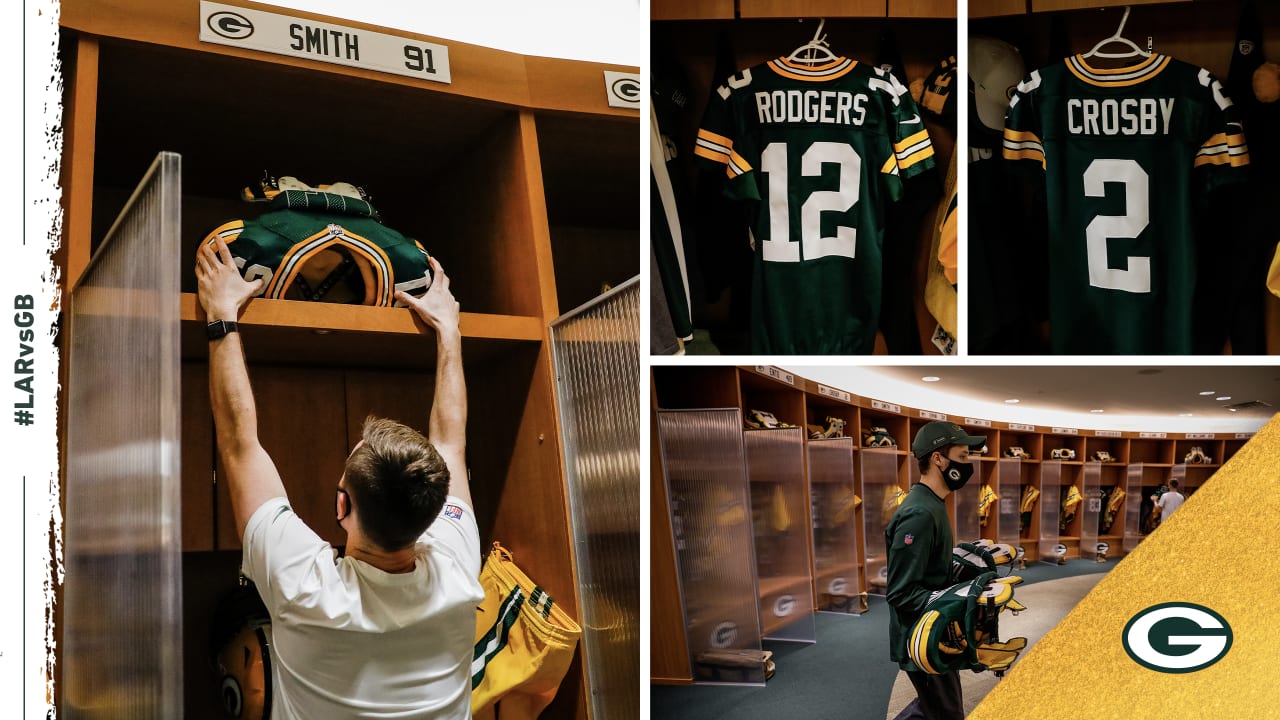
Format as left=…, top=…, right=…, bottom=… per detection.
left=1157, top=490, right=1186, bottom=519
left=243, top=495, right=485, bottom=719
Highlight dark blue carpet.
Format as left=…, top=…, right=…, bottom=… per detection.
left=650, top=559, right=1113, bottom=720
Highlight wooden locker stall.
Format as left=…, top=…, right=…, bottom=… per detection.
left=56, top=1, right=638, bottom=717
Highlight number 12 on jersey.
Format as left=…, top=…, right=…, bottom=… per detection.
left=760, top=141, right=861, bottom=262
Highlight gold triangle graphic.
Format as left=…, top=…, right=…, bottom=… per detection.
left=971, top=413, right=1279, bottom=719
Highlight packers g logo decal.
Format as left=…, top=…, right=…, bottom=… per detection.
left=1122, top=603, right=1232, bottom=673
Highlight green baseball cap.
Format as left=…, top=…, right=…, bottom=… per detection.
left=911, top=421, right=987, bottom=459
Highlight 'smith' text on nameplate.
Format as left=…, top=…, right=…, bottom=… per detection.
left=200, top=1, right=452, bottom=83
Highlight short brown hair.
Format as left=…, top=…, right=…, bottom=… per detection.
left=343, top=416, right=450, bottom=551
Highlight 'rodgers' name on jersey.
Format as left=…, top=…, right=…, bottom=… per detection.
left=1066, top=97, right=1175, bottom=136
left=754, top=89, right=871, bottom=126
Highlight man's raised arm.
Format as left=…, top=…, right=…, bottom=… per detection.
left=196, top=237, right=288, bottom=540
left=395, top=257, right=470, bottom=508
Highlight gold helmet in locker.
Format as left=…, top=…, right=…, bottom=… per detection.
left=210, top=582, right=275, bottom=720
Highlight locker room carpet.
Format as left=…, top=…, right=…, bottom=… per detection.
left=650, top=559, right=1113, bottom=720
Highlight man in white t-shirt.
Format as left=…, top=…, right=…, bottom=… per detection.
left=197, top=236, right=483, bottom=719
left=1155, top=480, right=1187, bottom=523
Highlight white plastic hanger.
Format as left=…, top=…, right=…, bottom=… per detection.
left=1082, top=6, right=1152, bottom=60
left=786, top=18, right=837, bottom=65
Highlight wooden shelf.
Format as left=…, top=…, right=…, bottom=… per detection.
left=971, top=0, right=1027, bottom=17
left=1031, top=0, right=1188, bottom=10
left=179, top=294, right=541, bottom=369
left=739, top=0, right=886, bottom=17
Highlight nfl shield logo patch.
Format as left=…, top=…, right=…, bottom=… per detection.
left=904, top=534, right=914, bottom=545
left=444, top=504, right=463, bottom=520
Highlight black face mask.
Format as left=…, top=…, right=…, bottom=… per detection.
left=942, top=457, right=974, bottom=490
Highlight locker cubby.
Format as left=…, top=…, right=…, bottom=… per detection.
left=1044, top=434, right=1084, bottom=463
left=739, top=368, right=807, bottom=430
left=1130, top=439, right=1174, bottom=465
left=1000, top=431, right=1043, bottom=462
left=861, top=411, right=910, bottom=454
left=1084, top=436, right=1128, bottom=464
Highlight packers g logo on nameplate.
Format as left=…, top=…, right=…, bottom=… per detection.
left=1122, top=602, right=1232, bottom=673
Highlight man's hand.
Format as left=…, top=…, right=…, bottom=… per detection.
left=196, top=237, right=264, bottom=321
left=395, top=256, right=460, bottom=340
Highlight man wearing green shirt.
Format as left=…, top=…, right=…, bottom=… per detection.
left=886, top=422, right=986, bottom=719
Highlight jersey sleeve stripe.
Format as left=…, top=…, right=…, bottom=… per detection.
left=697, top=128, right=734, bottom=149
left=910, top=610, right=942, bottom=674
left=694, top=130, right=734, bottom=165
left=898, top=146, right=935, bottom=170
left=894, top=129, right=931, bottom=154
left=693, top=143, right=730, bottom=164
left=205, top=220, right=246, bottom=245
left=881, top=155, right=898, bottom=175
left=727, top=150, right=752, bottom=178
left=1003, top=129, right=1041, bottom=144
left=1193, top=148, right=1250, bottom=168
left=896, top=138, right=933, bottom=161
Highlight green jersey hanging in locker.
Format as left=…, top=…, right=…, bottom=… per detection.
left=1003, top=54, right=1250, bottom=354
left=696, top=56, right=936, bottom=354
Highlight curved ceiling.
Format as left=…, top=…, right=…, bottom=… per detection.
left=782, top=364, right=1280, bottom=434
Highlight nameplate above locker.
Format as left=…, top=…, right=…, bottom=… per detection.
left=199, top=1, right=452, bottom=83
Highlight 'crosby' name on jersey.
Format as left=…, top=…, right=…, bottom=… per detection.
left=754, top=89, right=872, bottom=126
left=1066, top=97, right=1175, bottom=136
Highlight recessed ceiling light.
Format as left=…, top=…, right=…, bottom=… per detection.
left=1179, top=413, right=1193, bottom=417
left=1217, top=396, right=1232, bottom=401
left=922, top=376, right=941, bottom=383
left=1090, top=409, right=1104, bottom=413
left=1005, top=399, right=1020, bottom=404
left=1199, top=391, right=1215, bottom=396
left=1229, top=408, right=1239, bottom=412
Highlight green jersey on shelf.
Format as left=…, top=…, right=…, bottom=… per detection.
left=1003, top=54, right=1250, bottom=354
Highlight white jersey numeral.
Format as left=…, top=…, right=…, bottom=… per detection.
left=1084, top=158, right=1150, bottom=293
left=760, top=141, right=861, bottom=263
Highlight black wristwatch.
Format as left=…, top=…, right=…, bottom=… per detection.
left=206, top=319, right=239, bottom=341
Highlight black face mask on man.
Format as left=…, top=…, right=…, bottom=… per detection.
left=941, top=456, right=974, bottom=490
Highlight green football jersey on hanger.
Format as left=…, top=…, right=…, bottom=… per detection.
left=1003, top=54, right=1250, bottom=354
left=696, top=56, right=936, bottom=354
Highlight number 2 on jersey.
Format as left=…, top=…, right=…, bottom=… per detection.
left=1084, top=158, right=1150, bottom=293
left=760, top=141, right=861, bottom=262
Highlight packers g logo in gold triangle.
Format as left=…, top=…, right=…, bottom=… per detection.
left=1122, top=602, right=1232, bottom=673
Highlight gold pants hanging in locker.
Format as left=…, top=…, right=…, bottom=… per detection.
left=472, top=542, right=582, bottom=719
